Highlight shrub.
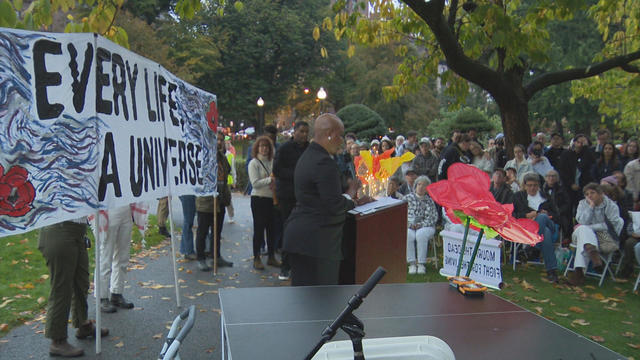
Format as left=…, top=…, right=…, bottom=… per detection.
left=336, top=104, right=387, bottom=140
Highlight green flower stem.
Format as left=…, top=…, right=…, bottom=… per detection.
left=465, top=229, right=485, bottom=277
left=456, top=217, right=471, bottom=276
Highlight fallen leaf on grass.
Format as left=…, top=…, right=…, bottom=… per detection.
left=627, top=343, right=640, bottom=349
left=569, top=306, right=585, bottom=313
left=115, top=342, right=124, bottom=348
left=149, top=284, right=173, bottom=290
left=195, top=292, right=204, bottom=297
left=11, top=260, right=18, bottom=265
left=206, top=347, right=215, bottom=353
left=212, top=308, right=222, bottom=314
left=622, top=321, right=633, bottom=325
left=40, top=274, right=49, bottom=280
left=19, top=238, right=28, bottom=244
left=0, top=299, right=15, bottom=308
left=152, top=333, right=163, bottom=339
left=554, top=312, right=569, bottom=317
left=571, top=319, right=590, bottom=327
left=590, top=335, right=605, bottom=343
left=0, top=323, right=8, bottom=331
left=205, top=290, right=218, bottom=294
left=197, top=280, right=216, bottom=286
left=604, top=306, right=619, bottom=311
left=533, top=306, right=543, bottom=314
left=37, top=297, right=45, bottom=304
left=591, top=293, right=605, bottom=300
left=186, top=270, right=192, bottom=274
left=585, top=285, right=596, bottom=290
left=524, top=296, right=550, bottom=303
left=521, top=280, right=536, bottom=291
left=161, top=297, right=171, bottom=301
left=139, top=295, right=152, bottom=299
left=622, top=332, right=635, bottom=338
left=185, top=295, right=196, bottom=300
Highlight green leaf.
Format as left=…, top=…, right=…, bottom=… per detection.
left=233, top=1, right=243, bottom=12
left=12, top=0, right=21, bottom=11
left=0, top=0, right=17, bottom=27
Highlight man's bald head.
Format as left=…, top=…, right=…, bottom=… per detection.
left=314, top=113, right=345, bottom=155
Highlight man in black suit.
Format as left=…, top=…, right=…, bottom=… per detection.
left=283, top=114, right=372, bottom=286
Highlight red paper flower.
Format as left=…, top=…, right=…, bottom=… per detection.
left=427, top=163, right=541, bottom=245
left=0, top=164, right=36, bottom=217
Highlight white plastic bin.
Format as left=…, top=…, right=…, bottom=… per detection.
left=311, top=335, right=455, bottom=360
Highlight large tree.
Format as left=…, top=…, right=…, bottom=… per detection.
left=194, top=0, right=335, bottom=125
left=326, top=0, right=640, bottom=151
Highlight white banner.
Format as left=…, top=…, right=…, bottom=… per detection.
left=0, top=28, right=218, bottom=236
left=439, top=230, right=503, bottom=289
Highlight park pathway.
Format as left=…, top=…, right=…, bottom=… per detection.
left=0, top=193, right=287, bottom=359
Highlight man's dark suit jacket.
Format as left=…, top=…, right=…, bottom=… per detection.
left=283, top=142, right=355, bottom=261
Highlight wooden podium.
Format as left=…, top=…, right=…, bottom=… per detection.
left=340, top=198, right=407, bottom=284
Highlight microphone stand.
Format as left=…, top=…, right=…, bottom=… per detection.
left=305, top=267, right=387, bottom=360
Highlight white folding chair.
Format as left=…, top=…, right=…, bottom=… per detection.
left=563, top=244, right=618, bottom=287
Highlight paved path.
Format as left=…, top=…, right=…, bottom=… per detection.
left=0, top=193, right=287, bottom=359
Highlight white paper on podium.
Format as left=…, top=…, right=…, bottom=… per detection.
left=349, top=197, right=404, bottom=215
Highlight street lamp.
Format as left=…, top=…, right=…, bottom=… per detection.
left=256, top=97, right=264, bottom=135
left=317, top=87, right=327, bottom=114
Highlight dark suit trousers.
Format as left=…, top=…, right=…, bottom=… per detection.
left=290, top=253, right=340, bottom=286
left=278, top=198, right=296, bottom=272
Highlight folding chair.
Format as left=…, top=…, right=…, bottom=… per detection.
left=512, top=223, right=560, bottom=271
left=563, top=244, right=618, bottom=287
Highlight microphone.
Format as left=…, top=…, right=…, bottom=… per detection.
left=305, top=267, right=387, bottom=360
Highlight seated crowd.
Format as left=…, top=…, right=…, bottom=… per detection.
left=346, top=128, right=640, bottom=284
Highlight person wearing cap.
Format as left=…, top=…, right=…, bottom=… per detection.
left=398, top=167, right=418, bottom=196
left=412, top=137, right=438, bottom=182
left=370, top=139, right=380, bottom=155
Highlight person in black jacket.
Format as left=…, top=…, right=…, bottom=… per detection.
left=437, top=134, right=471, bottom=180
left=272, top=121, right=309, bottom=280
left=513, top=172, right=560, bottom=282
left=489, top=168, right=514, bottom=205
left=282, top=114, right=373, bottom=286
left=558, top=134, right=594, bottom=215
left=544, top=132, right=567, bottom=170
left=542, top=169, right=572, bottom=245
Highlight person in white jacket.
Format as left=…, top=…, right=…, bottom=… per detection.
left=568, top=183, right=623, bottom=285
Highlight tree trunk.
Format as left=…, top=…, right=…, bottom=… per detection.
left=496, top=96, right=531, bottom=157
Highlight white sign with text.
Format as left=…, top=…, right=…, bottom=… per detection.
left=439, top=230, right=503, bottom=289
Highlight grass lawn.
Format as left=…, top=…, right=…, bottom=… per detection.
left=0, top=215, right=168, bottom=335
left=409, top=259, right=640, bottom=359
left=2, top=222, right=639, bottom=358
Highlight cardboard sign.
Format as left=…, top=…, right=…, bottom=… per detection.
left=439, top=230, right=503, bottom=289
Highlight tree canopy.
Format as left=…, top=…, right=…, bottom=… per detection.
left=325, top=0, right=640, bottom=151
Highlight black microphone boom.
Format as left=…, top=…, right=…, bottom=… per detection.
left=305, top=266, right=387, bottom=360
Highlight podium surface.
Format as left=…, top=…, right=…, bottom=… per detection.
left=341, top=198, right=407, bottom=284
left=219, top=283, right=625, bottom=360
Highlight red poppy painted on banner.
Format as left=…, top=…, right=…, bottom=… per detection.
left=427, top=163, right=541, bottom=245
left=0, top=164, right=36, bottom=217
left=206, top=101, right=219, bottom=131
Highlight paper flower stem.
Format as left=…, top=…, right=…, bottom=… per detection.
left=465, top=229, right=485, bottom=278
left=456, top=217, right=471, bottom=276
